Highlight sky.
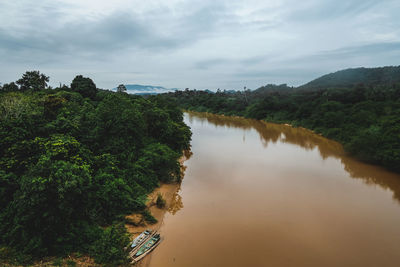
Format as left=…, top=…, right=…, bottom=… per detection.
left=1, top=0, right=400, bottom=90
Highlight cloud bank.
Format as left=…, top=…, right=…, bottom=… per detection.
left=1, top=0, right=399, bottom=90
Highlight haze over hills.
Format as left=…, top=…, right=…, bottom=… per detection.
left=114, top=66, right=400, bottom=95
left=116, top=84, right=178, bottom=95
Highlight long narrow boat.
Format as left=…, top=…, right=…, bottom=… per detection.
left=132, top=234, right=162, bottom=262
left=131, top=229, right=152, bottom=248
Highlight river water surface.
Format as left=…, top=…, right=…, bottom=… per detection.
left=145, top=112, right=400, bottom=267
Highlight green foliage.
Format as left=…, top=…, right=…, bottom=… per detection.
left=156, top=193, right=166, bottom=208
left=1, top=82, right=19, bottom=92
left=136, top=143, right=181, bottom=183
left=0, top=92, right=36, bottom=120
left=16, top=70, right=49, bottom=91
left=141, top=210, right=158, bottom=224
left=70, top=75, right=97, bottom=99
left=299, top=66, right=400, bottom=91
left=164, top=82, right=400, bottom=172
left=0, top=71, right=191, bottom=262
left=117, top=84, right=127, bottom=93
left=52, top=258, right=63, bottom=266
left=90, top=223, right=130, bottom=266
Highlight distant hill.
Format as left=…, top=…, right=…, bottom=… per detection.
left=298, top=66, right=400, bottom=90
left=116, top=84, right=178, bottom=95
left=253, top=84, right=294, bottom=94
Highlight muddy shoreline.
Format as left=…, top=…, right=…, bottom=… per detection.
left=125, top=152, right=190, bottom=266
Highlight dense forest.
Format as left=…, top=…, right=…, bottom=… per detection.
left=299, top=66, right=400, bottom=91
left=162, top=66, right=400, bottom=172
left=0, top=71, right=191, bottom=265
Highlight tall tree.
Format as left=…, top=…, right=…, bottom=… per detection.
left=117, top=84, right=127, bottom=93
left=71, top=75, right=97, bottom=99
left=16, top=71, right=49, bottom=91
left=1, top=82, right=19, bottom=92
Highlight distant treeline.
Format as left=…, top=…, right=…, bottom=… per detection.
left=0, top=71, right=191, bottom=265
left=162, top=80, right=400, bottom=172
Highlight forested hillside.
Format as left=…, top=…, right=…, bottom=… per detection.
left=299, top=66, right=400, bottom=91
left=0, top=71, right=191, bottom=265
left=163, top=75, right=400, bottom=172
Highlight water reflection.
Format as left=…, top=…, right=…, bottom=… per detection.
left=187, top=111, right=400, bottom=203
left=167, top=150, right=192, bottom=215
left=148, top=111, right=400, bottom=267
left=168, top=185, right=184, bottom=215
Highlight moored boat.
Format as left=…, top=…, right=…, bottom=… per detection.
left=131, top=229, right=152, bottom=248
left=134, top=234, right=161, bottom=258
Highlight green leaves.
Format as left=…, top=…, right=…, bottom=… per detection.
left=168, top=84, right=400, bottom=171
left=16, top=71, right=49, bottom=91
left=136, top=143, right=181, bottom=183
left=90, top=223, right=130, bottom=266
left=0, top=73, right=191, bottom=262
left=70, top=75, right=97, bottom=99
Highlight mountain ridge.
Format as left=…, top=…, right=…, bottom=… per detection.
left=297, top=65, right=400, bottom=91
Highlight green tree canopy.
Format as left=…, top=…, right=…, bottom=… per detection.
left=0, top=72, right=191, bottom=264
left=1, top=82, right=19, bottom=92
left=116, top=84, right=127, bottom=93
left=71, top=75, right=97, bottom=99
left=16, top=71, right=49, bottom=91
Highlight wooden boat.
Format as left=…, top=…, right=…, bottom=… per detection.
left=132, top=233, right=162, bottom=262
left=131, top=229, right=152, bottom=248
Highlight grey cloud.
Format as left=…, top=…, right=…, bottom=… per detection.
left=230, top=68, right=322, bottom=88
left=288, top=0, right=379, bottom=22
left=1, top=0, right=400, bottom=90
left=269, top=42, right=400, bottom=85
left=0, top=14, right=179, bottom=61
left=194, top=58, right=232, bottom=70
left=291, top=42, right=400, bottom=67
left=319, top=42, right=400, bottom=57
left=222, top=42, right=400, bottom=87
left=240, top=55, right=270, bottom=66
left=0, top=2, right=231, bottom=63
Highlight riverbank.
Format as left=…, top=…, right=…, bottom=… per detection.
left=125, top=183, right=181, bottom=238
left=168, top=84, right=400, bottom=172
left=184, top=108, right=399, bottom=173
left=3, top=152, right=190, bottom=267
left=125, top=152, right=190, bottom=266
left=125, top=183, right=180, bottom=267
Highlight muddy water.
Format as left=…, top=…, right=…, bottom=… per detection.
left=145, top=112, right=400, bottom=267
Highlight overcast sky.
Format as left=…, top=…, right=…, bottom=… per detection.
left=1, top=0, right=400, bottom=90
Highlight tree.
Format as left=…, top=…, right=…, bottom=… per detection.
left=71, top=75, right=97, bottom=99
left=90, top=223, right=130, bottom=266
left=16, top=71, right=49, bottom=91
left=0, top=93, right=32, bottom=120
left=0, top=135, right=93, bottom=256
left=0, top=72, right=192, bottom=263
left=156, top=193, right=166, bottom=208
left=135, top=143, right=181, bottom=183
left=116, top=84, right=127, bottom=93
left=1, top=82, right=19, bottom=92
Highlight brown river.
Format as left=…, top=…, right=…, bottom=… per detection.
left=144, top=111, right=400, bottom=267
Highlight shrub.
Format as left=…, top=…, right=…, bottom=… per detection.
left=90, top=223, right=130, bottom=266
left=156, top=193, right=166, bottom=208
left=66, top=259, right=77, bottom=267
left=142, top=210, right=158, bottom=224
left=52, top=258, right=63, bottom=266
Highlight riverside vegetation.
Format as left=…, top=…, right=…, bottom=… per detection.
left=0, top=71, right=191, bottom=265
left=162, top=66, right=400, bottom=172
